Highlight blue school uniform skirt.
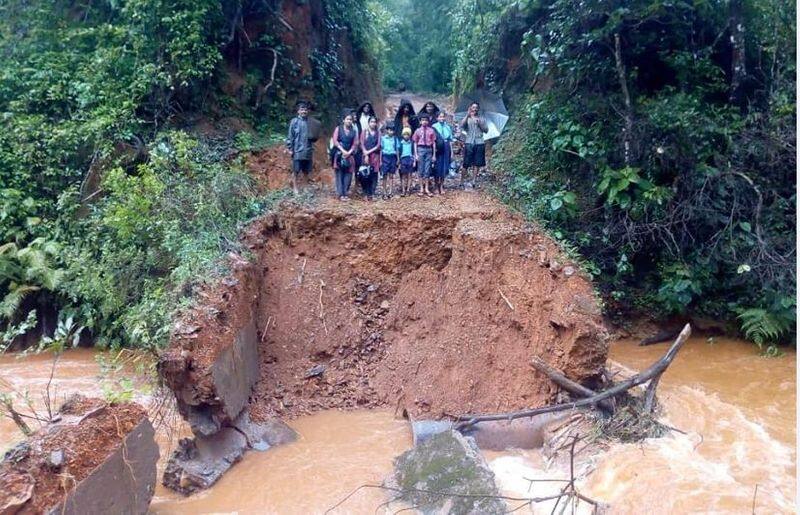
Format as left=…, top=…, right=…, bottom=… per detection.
left=381, top=154, right=398, bottom=176
left=434, top=141, right=451, bottom=179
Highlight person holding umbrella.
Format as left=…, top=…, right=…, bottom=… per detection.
left=459, top=101, right=489, bottom=189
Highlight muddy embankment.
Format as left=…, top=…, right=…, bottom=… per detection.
left=157, top=191, right=608, bottom=491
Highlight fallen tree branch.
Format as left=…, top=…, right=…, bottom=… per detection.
left=530, top=357, right=614, bottom=413
left=324, top=482, right=599, bottom=515
left=643, top=373, right=662, bottom=413
left=456, top=324, right=691, bottom=428
left=1, top=396, right=32, bottom=436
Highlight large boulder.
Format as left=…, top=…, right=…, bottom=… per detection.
left=391, top=430, right=506, bottom=514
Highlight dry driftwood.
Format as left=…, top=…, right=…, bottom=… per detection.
left=457, top=324, right=692, bottom=428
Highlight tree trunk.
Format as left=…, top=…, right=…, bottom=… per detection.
left=728, top=0, right=747, bottom=105
left=456, top=324, right=692, bottom=427
left=614, top=34, right=634, bottom=166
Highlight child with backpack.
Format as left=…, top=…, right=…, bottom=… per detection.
left=399, top=127, right=415, bottom=196
left=432, top=111, right=453, bottom=196
left=380, top=123, right=400, bottom=198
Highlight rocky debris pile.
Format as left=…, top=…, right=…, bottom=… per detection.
left=0, top=395, right=158, bottom=515
left=390, top=430, right=506, bottom=514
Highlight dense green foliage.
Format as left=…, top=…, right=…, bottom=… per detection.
left=0, top=0, right=375, bottom=350
left=1, top=0, right=795, bottom=351
left=458, top=0, right=795, bottom=346
left=370, top=0, right=455, bottom=93
left=57, top=133, right=284, bottom=349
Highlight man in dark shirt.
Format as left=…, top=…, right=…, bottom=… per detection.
left=285, top=101, right=313, bottom=195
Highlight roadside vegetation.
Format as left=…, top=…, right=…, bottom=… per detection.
left=1, top=0, right=795, bottom=351
left=369, top=0, right=455, bottom=94
left=0, top=0, right=375, bottom=351
left=446, top=0, right=796, bottom=349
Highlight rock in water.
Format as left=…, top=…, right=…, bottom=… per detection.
left=391, top=430, right=505, bottom=514
left=162, top=413, right=298, bottom=494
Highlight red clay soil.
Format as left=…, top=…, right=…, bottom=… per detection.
left=0, top=395, right=145, bottom=514
left=246, top=139, right=333, bottom=193
left=164, top=191, right=608, bottom=425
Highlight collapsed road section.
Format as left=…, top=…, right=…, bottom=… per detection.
left=158, top=192, right=609, bottom=492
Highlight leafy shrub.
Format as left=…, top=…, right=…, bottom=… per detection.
left=0, top=239, right=63, bottom=319
left=57, top=131, right=284, bottom=349
left=1, top=0, right=365, bottom=351
left=489, top=0, right=796, bottom=345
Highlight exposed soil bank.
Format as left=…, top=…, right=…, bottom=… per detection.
left=160, top=191, right=608, bottom=436
left=0, top=395, right=158, bottom=515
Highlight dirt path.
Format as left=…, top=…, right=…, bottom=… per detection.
left=248, top=91, right=457, bottom=195
left=160, top=93, right=608, bottom=438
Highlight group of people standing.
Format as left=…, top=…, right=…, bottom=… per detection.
left=285, top=98, right=489, bottom=200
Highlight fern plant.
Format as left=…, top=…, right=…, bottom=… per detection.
left=737, top=301, right=795, bottom=352
left=0, top=238, right=64, bottom=320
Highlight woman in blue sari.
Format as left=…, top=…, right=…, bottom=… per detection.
left=432, top=111, right=453, bottom=195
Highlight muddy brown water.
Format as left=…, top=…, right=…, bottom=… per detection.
left=0, top=335, right=795, bottom=514
left=590, top=336, right=796, bottom=513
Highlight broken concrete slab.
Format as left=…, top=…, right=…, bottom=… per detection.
left=211, top=316, right=260, bottom=424
left=411, top=420, right=454, bottom=446
left=160, top=312, right=262, bottom=437
left=0, top=397, right=158, bottom=515
left=232, top=412, right=298, bottom=451
left=391, top=430, right=506, bottom=515
left=162, top=427, right=246, bottom=495
left=53, top=419, right=159, bottom=515
left=162, top=413, right=298, bottom=495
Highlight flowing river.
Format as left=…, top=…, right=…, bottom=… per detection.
left=0, top=335, right=795, bottom=514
